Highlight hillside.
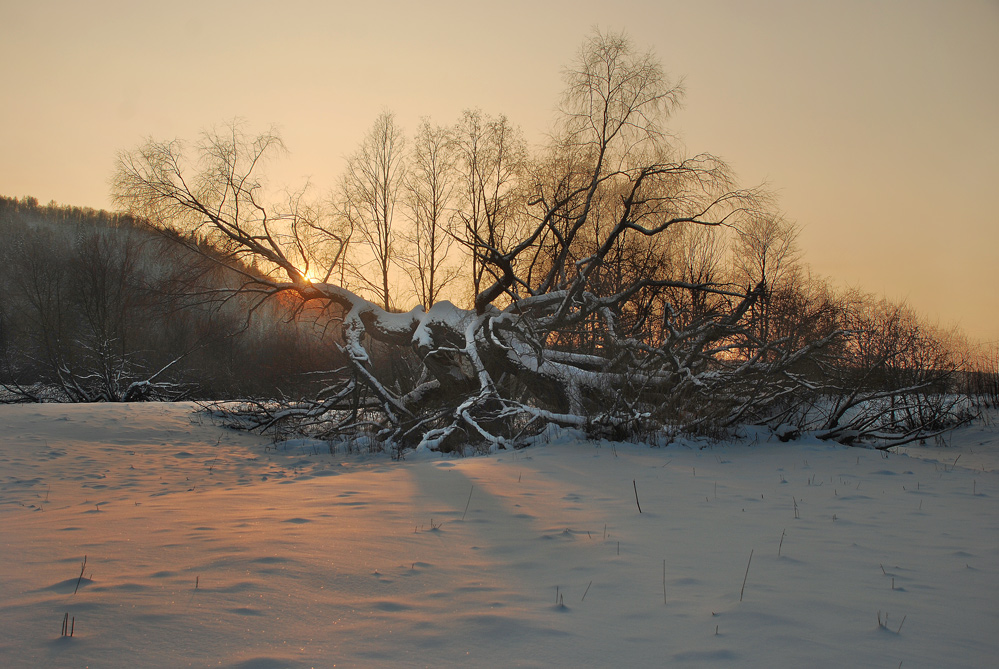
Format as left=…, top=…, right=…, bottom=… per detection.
left=0, top=196, right=337, bottom=401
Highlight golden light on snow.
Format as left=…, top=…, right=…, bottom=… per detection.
left=2, top=402, right=997, bottom=665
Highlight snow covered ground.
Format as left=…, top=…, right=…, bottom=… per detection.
left=1, top=403, right=996, bottom=668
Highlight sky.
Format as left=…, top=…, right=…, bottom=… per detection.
left=2, top=0, right=997, bottom=344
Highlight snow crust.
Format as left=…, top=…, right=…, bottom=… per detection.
left=1, top=403, right=997, bottom=667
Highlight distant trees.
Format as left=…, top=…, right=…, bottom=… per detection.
left=964, top=342, right=999, bottom=409
left=108, top=30, right=971, bottom=450
left=0, top=206, right=183, bottom=401
left=0, top=196, right=336, bottom=402
left=797, top=293, right=964, bottom=444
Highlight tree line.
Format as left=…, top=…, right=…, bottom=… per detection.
left=0, top=196, right=341, bottom=401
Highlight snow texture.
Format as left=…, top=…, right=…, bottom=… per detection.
left=1, top=403, right=997, bottom=667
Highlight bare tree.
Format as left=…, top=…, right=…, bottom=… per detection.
left=452, top=110, right=527, bottom=305
left=806, top=293, right=967, bottom=447
left=732, top=212, right=801, bottom=347
left=338, top=112, right=406, bottom=310
left=400, top=119, right=460, bottom=309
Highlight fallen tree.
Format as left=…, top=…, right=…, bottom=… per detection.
left=112, top=31, right=964, bottom=451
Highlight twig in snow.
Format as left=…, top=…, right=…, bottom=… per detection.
left=740, top=549, right=754, bottom=602
left=208, top=435, right=223, bottom=472
left=74, top=556, right=87, bottom=595
left=633, top=480, right=642, bottom=513
left=461, top=486, right=473, bottom=521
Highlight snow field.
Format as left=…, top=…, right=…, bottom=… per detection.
left=1, top=403, right=996, bottom=667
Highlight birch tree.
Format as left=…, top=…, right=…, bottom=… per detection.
left=452, top=110, right=527, bottom=305
left=400, top=119, right=459, bottom=309
left=339, top=112, right=406, bottom=310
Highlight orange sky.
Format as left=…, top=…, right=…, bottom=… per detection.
left=2, top=0, right=996, bottom=343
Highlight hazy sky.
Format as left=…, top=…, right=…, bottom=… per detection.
left=2, top=0, right=996, bottom=343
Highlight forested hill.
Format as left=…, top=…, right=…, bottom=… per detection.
left=0, top=195, right=337, bottom=402
left=0, top=195, right=143, bottom=230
